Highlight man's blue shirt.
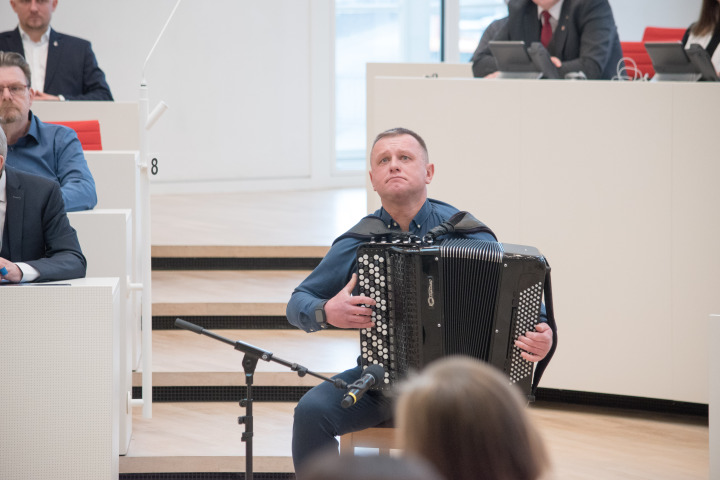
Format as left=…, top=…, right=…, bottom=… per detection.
left=286, top=198, right=497, bottom=332
left=6, top=112, right=97, bottom=212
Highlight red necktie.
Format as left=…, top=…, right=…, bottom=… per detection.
left=541, top=10, right=552, bottom=48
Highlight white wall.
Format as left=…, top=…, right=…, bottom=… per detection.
left=0, top=0, right=346, bottom=193
left=609, top=0, right=700, bottom=41
left=0, top=0, right=699, bottom=193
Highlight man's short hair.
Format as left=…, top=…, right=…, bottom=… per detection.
left=0, top=51, right=32, bottom=87
left=371, top=127, right=429, bottom=163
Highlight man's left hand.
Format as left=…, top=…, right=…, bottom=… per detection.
left=31, top=90, right=60, bottom=101
left=515, top=322, right=553, bottom=362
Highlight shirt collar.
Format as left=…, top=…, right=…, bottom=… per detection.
left=18, top=24, right=50, bottom=45
left=24, top=111, right=41, bottom=143
left=11, top=111, right=40, bottom=148
left=377, top=198, right=432, bottom=233
left=0, top=166, right=6, bottom=204
left=537, top=0, right=563, bottom=21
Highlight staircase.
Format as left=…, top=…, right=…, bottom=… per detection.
left=119, top=189, right=368, bottom=479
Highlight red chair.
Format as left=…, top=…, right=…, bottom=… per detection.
left=621, top=41, right=654, bottom=79
left=621, top=27, right=687, bottom=80
left=642, top=26, right=686, bottom=43
left=46, top=120, right=102, bottom=150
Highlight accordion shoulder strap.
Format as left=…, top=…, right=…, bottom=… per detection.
left=333, top=211, right=497, bottom=245
left=423, top=211, right=497, bottom=242
left=332, top=215, right=394, bottom=245
left=531, top=264, right=558, bottom=395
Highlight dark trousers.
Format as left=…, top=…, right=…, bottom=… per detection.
left=291, top=364, right=393, bottom=471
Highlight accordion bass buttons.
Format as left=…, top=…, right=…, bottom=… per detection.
left=356, top=247, right=394, bottom=386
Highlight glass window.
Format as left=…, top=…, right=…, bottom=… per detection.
left=334, top=0, right=507, bottom=171
left=459, top=0, right=509, bottom=63
left=335, top=0, right=441, bottom=171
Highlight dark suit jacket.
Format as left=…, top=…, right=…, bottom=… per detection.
left=472, top=0, right=624, bottom=80
left=0, top=27, right=113, bottom=101
left=1, top=166, right=86, bottom=282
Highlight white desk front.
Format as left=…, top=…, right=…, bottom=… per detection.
left=367, top=75, right=720, bottom=404
left=0, top=278, right=120, bottom=480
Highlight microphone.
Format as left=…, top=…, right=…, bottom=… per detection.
left=341, top=364, right=385, bottom=408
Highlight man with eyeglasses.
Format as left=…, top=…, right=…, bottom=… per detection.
left=0, top=0, right=112, bottom=101
left=0, top=51, right=96, bottom=211
left=0, top=120, right=86, bottom=283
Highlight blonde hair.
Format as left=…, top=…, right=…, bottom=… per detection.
left=396, top=356, right=550, bottom=480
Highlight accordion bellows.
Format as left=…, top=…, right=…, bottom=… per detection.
left=356, top=238, right=547, bottom=398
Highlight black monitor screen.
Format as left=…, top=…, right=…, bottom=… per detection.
left=489, top=41, right=539, bottom=73
left=645, top=42, right=696, bottom=74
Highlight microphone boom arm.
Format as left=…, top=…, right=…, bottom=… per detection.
left=174, top=318, right=347, bottom=388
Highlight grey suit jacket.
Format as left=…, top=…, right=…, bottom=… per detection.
left=1, top=166, right=86, bottom=282
left=472, top=0, right=624, bottom=79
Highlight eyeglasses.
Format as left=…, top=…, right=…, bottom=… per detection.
left=0, top=85, right=29, bottom=97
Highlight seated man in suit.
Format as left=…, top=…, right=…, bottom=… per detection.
left=0, top=124, right=86, bottom=283
left=0, top=0, right=113, bottom=101
left=0, top=51, right=96, bottom=211
left=472, top=0, right=623, bottom=80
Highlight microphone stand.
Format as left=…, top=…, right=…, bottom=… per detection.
left=174, top=318, right=347, bottom=480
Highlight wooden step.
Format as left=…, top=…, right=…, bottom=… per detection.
left=134, top=329, right=360, bottom=388
left=119, top=400, right=710, bottom=478
left=150, top=188, right=367, bottom=252
left=152, top=270, right=311, bottom=317
left=152, top=244, right=330, bottom=259
left=120, top=401, right=296, bottom=474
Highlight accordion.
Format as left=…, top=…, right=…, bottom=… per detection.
left=356, top=237, right=548, bottom=398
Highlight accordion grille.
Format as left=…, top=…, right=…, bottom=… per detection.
left=387, top=249, right=422, bottom=380
left=440, top=239, right=503, bottom=360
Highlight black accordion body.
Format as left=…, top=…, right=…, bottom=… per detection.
left=356, top=237, right=548, bottom=398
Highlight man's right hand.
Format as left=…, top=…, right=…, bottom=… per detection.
left=323, top=273, right=376, bottom=329
left=0, top=259, right=23, bottom=283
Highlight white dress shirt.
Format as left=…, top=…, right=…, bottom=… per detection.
left=19, top=24, right=51, bottom=93
left=537, top=0, right=564, bottom=34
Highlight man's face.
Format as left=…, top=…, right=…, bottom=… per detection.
left=532, top=0, right=561, bottom=10
left=0, top=66, right=33, bottom=126
left=10, top=0, right=57, bottom=34
left=369, top=134, right=434, bottom=203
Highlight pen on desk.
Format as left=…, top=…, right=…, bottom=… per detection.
left=0, top=267, right=8, bottom=276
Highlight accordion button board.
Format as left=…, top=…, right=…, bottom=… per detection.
left=356, top=238, right=547, bottom=398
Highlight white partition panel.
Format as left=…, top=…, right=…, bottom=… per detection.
left=68, top=210, right=133, bottom=455
left=712, top=315, right=720, bottom=479
left=31, top=101, right=139, bottom=151
left=84, top=151, right=143, bottom=372
left=367, top=73, right=720, bottom=404
left=0, top=278, right=119, bottom=480
left=85, top=151, right=140, bottom=210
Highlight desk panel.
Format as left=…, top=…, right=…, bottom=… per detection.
left=0, top=279, right=119, bottom=479
left=367, top=75, right=720, bottom=403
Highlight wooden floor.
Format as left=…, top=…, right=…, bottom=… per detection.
left=122, top=188, right=710, bottom=479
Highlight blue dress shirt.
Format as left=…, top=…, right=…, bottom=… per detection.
left=286, top=198, right=498, bottom=332
left=6, top=112, right=97, bottom=212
